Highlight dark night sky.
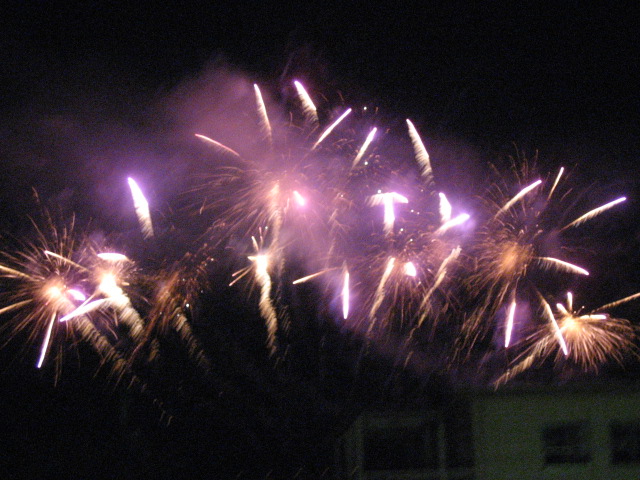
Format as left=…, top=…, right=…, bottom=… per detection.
left=2, top=2, right=638, bottom=142
left=1, top=2, right=638, bottom=223
left=1, top=2, right=639, bottom=478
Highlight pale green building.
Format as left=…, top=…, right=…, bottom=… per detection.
left=335, top=383, right=640, bottom=480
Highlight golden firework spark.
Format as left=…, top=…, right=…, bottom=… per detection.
left=496, top=291, right=639, bottom=385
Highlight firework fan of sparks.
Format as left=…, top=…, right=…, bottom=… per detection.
left=344, top=200, right=466, bottom=342
left=495, top=291, right=640, bottom=386
left=0, top=205, right=213, bottom=426
left=0, top=211, right=148, bottom=386
left=460, top=160, right=629, bottom=359
left=193, top=82, right=348, bottom=256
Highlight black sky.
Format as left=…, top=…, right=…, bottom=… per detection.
left=1, top=2, right=639, bottom=213
left=2, top=2, right=638, bottom=139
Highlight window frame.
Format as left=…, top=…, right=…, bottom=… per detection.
left=610, top=420, right=640, bottom=465
left=541, top=421, right=592, bottom=465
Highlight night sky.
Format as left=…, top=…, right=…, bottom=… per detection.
left=1, top=2, right=639, bottom=479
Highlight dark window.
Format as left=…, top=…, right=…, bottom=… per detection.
left=611, top=421, right=640, bottom=464
left=445, top=400, right=475, bottom=468
left=364, top=420, right=438, bottom=471
left=542, top=422, right=591, bottom=464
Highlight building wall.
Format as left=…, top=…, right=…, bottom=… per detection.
left=335, top=386, right=640, bottom=480
left=472, top=388, right=640, bottom=480
left=334, top=402, right=474, bottom=480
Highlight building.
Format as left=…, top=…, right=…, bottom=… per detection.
left=334, top=382, right=640, bottom=480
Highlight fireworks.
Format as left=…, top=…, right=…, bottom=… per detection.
left=0, top=214, right=141, bottom=383
left=367, top=191, right=409, bottom=236
left=0, top=78, right=638, bottom=393
left=496, top=291, right=640, bottom=385
left=188, top=81, right=638, bottom=381
left=461, top=162, right=627, bottom=355
left=127, top=177, right=154, bottom=239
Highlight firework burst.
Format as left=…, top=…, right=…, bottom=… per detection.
left=462, top=160, right=627, bottom=355
left=2, top=77, right=636, bottom=392
left=193, top=82, right=351, bottom=256
left=193, top=81, right=376, bottom=353
left=496, top=291, right=640, bottom=385
left=0, top=213, right=145, bottom=384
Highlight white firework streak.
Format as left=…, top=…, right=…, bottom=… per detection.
left=313, top=108, right=352, bottom=150
left=434, top=213, right=470, bottom=235
left=438, top=192, right=452, bottom=224
left=66, top=289, right=86, bottom=302
left=127, top=177, right=154, bottom=239
left=97, top=252, right=130, bottom=262
left=496, top=179, right=542, bottom=217
left=505, top=298, right=517, bottom=348
left=294, top=80, right=318, bottom=125
left=253, top=84, right=272, bottom=146
left=547, top=166, right=564, bottom=200
left=37, top=313, right=56, bottom=369
left=562, top=197, right=627, bottom=230
left=194, top=134, right=241, bottom=158
left=292, top=270, right=330, bottom=285
left=59, top=298, right=114, bottom=322
left=342, top=266, right=350, bottom=320
left=352, top=127, right=377, bottom=168
left=406, top=119, right=433, bottom=184
left=536, top=257, right=589, bottom=276
left=541, top=296, right=569, bottom=356
left=367, top=192, right=408, bottom=235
